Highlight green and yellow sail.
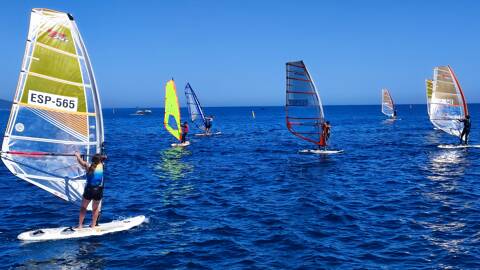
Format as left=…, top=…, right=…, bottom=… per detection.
left=164, top=79, right=182, bottom=141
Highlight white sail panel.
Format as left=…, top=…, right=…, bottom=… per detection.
left=430, top=66, right=468, bottom=137
left=1, top=9, right=104, bottom=207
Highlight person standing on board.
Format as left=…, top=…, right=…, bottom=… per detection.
left=459, top=115, right=471, bottom=145
left=205, top=115, right=214, bottom=134
left=181, top=122, right=189, bottom=143
left=74, top=152, right=107, bottom=229
left=319, top=121, right=331, bottom=149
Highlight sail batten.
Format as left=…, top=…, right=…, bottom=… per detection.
left=1, top=9, right=104, bottom=208
left=429, top=66, right=468, bottom=137
left=285, top=60, right=325, bottom=146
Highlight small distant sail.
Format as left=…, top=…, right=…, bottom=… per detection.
left=1, top=9, right=104, bottom=207
left=425, top=79, right=433, bottom=117
left=285, top=60, right=326, bottom=146
left=430, top=66, right=468, bottom=137
left=164, top=79, right=182, bottom=141
left=381, top=88, right=395, bottom=117
left=252, top=110, right=256, bottom=119
left=184, top=83, right=206, bottom=130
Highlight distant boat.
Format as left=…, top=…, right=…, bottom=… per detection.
left=381, top=88, right=396, bottom=119
left=285, top=60, right=342, bottom=154
left=429, top=66, right=468, bottom=138
left=131, top=109, right=152, bottom=115
left=252, top=110, right=256, bottom=119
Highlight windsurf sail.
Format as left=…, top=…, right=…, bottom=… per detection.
left=285, top=60, right=326, bottom=146
left=1, top=9, right=104, bottom=207
left=164, top=79, right=182, bottom=141
left=430, top=66, right=468, bottom=137
left=425, top=79, right=433, bottom=117
left=184, top=83, right=206, bottom=130
left=381, top=88, right=395, bottom=117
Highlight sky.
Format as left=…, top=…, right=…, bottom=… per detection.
left=0, top=0, right=479, bottom=107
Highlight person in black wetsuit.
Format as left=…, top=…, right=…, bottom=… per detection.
left=205, top=115, right=213, bottom=134
left=459, top=115, right=471, bottom=145
left=181, top=122, right=189, bottom=143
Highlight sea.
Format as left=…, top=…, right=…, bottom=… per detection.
left=0, top=105, right=479, bottom=269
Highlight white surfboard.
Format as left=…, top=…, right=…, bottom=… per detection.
left=171, top=141, right=190, bottom=147
left=194, top=131, right=222, bottom=137
left=438, top=144, right=480, bottom=149
left=299, top=149, right=344, bottom=154
left=18, top=215, right=146, bottom=241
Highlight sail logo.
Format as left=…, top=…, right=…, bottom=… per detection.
left=437, top=98, right=454, bottom=105
left=439, top=73, right=451, bottom=80
left=288, top=99, right=309, bottom=106
left=28, top=90, right=78, bottom=112
left=47, top=29, right=68, bottom=42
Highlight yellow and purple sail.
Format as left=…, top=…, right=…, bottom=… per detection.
left=429, top=66, right=468, bottom=137
left=285, top=60, right=326, bottom=146
left=1, top=9, right=104, bottom=206
left=164, top=79, right=182, bottom=141
left=381, top=88, right=395, bottom=117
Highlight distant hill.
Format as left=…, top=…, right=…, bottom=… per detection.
left=0, top=99, right=11, bottom=110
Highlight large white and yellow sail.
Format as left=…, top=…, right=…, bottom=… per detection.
left=430, top=66, right=468, bottom=137
left=1, top=9, right=104, bottom=206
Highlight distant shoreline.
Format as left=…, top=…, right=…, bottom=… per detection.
left=103, top=103, right=480, bottom=110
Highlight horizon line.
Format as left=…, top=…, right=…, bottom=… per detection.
left=102, top=103, right=480, bottom=109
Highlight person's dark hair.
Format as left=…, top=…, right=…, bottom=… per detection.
left=88, top=154, right=103, bottom=174
left=466, top=115, right=470, bottom=119
left=326, top=121, right=330, bottom=124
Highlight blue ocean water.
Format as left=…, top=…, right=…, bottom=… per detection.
left=1, top=104, right=480, bottom=269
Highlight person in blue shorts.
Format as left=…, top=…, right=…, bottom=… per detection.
left=75, top=152, right=107, bottom=229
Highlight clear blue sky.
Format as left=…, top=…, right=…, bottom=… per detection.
left=0, top=0, right=479, bottom=107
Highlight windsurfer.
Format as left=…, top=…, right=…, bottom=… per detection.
left=181, top=122, right=189, bottom=143
left=205, top=116, right=213, bottom=134
left=320, top=121, right=331, bottom=148
left=75, top=152, right=106, bottom=229
left=459, top=115, right=471, bottom=145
